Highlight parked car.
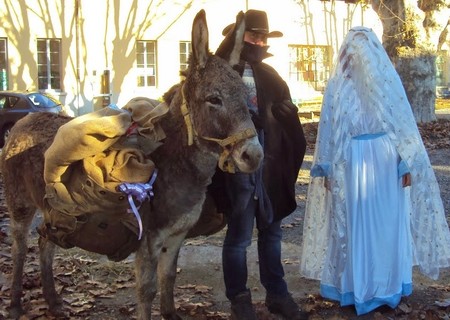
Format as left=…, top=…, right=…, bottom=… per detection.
left=437, top=86, right=450, bottom=99
left=0, top=91, right=64, bottom=147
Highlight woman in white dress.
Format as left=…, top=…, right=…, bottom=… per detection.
left=300, top=26, right=450, bottom=315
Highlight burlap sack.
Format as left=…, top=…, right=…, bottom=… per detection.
left=41, top=99, right=168, bottom=260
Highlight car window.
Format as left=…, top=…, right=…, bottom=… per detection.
left=0, top=96, right=18, bottom=109
left=27, top=93, right=58, bottom=108
left=8, top=96, right=19, bottom=108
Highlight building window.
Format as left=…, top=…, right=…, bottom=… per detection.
left=289, top=45, right=332, bottom=92
left=0, top=38, right=8, bottom=90
left=179, top=41, right=191, bottom=72
left=136, top=40, right=157, bottom=87
left=37, top=38, right=61, bottom=90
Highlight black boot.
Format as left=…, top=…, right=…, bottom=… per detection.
left=265, top=293, right=308, bottom=320
left=230, top=290, right=257, bottom=320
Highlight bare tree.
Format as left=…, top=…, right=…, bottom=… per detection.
left=371, top=0, right=449, bottom=123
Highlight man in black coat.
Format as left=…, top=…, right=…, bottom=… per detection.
left=212, top=9, right=307, bottom=320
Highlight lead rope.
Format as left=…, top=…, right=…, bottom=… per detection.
left=117, top=169, right=158, bottom=240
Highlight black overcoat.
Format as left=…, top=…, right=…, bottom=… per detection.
left=208, top=59, right=307, bottom=224
left=250, top=61, right=306, bottom=221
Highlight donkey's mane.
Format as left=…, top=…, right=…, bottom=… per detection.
left=163, top=83, right=181, bottom=105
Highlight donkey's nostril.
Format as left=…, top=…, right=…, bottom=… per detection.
left=240, top=144, right=263, bottom=170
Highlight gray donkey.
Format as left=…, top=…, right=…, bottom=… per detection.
left=1, top=9, right=262, bottom=320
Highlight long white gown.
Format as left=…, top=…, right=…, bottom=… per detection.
left=300, top=27, right=450, bottom=315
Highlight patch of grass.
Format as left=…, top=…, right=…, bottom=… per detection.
left=436, top=99, right=450, bottom=110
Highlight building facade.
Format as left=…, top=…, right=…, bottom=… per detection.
left=0, top=0, right=447, bottom=116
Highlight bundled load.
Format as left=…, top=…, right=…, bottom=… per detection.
left=39, top=98, right=168, bottom=261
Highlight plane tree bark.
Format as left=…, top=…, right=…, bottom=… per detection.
left=371, top=0, right=449, bottom=123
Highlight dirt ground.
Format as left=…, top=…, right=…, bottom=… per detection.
left=0, top=118, right=450, bottom=320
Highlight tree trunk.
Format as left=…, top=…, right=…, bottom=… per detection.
left=395, top=53, right=436, bottom=123
left=371, top=0, right=448, bottom=123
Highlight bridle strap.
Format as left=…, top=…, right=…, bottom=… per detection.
left=202, top=127, right=257, bottom=173
left=201, top=128, right=257, bottom=148
left=180, top=85, right=257, bottom=173
left=180, top=93, right=195, bottom=146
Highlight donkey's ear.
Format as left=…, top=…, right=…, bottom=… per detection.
left=192, top=9, right=210, bottom=69
left=215, top=11, right=245, bottom=66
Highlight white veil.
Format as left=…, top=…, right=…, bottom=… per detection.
left=300, top=27, right=450, bottom=281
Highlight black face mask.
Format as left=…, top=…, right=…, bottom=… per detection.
left=241, top=42, right=270, bottom=64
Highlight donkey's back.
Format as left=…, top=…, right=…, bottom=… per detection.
left=2, top=112, right=72, bottom=217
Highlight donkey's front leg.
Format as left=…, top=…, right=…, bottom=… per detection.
left=39, top=236, right=65, bottom=317
left=158, top=233, right=187, bottom=320
left=135, top=232, right=162, bottom=320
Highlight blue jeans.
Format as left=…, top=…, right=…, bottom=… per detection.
left=222, top=174, right=288, bottom=300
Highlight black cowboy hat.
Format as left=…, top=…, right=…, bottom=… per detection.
left=222, top=9, right=283, bottom=38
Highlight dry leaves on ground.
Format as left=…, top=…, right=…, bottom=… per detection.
left=302, top=119, right=450, bottom=151
left=0, top=119, right=449, bottom=320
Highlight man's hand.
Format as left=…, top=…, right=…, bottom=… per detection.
left=272, top=100, right=298, bottom=122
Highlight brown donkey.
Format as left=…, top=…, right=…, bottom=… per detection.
left=1, top=10, right=262, bottom=320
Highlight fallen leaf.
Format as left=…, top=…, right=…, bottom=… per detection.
left=435, top=298, right=450, bottom=307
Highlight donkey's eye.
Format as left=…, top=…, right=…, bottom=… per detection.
left=206, top=96, right=222, bottom=106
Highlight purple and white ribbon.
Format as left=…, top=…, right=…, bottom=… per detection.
left=117, top=169, right=158, bottom=240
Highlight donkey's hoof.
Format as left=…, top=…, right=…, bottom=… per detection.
left=49, top=308, right=67, bottom=319
left=48, top=301, right=67, bottom=318
left=162, top=312, right=183, bottom=320
left=8, top=304, right=25, bottom=320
